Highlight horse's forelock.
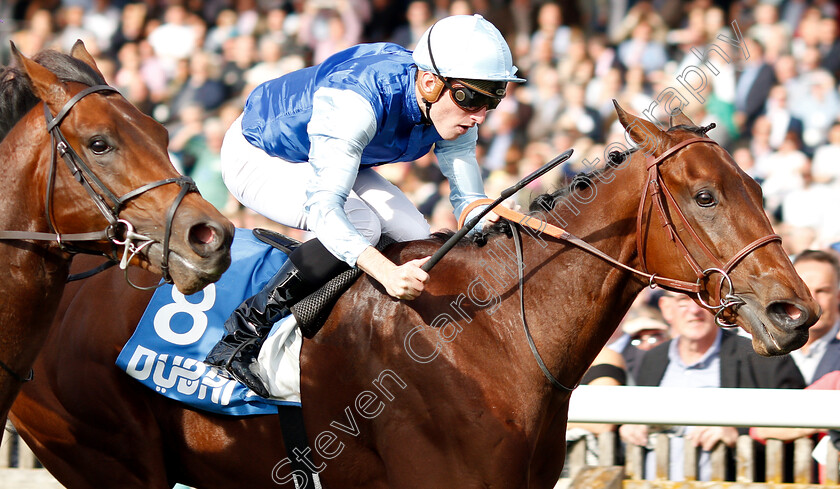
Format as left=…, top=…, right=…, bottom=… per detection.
left=32, top=50, right=105, bottom=87
left=0, top=50, right=107, bottom=143
left=667, top=124, right=710, bottom=137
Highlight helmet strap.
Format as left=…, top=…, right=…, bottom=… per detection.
left=422, top=98, right=434, bottom=126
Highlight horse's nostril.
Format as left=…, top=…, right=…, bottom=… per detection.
left=783, top=302, right=802, bottom=321
left=767, top=301, right=808, bottom=328
left=189, top=223, right=217, bottom=246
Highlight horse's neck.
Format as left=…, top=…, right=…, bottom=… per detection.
left=0, top=128, right=70, bottom=382
left=499, top=161, right=647, bottom=394
left=0, top=122, right=49, bottom=230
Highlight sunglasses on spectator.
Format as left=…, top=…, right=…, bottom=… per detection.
left=440, top=78, right=504, bottom=112
left=630, top=333, right=667, bottom=347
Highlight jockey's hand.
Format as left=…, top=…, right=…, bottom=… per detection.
left=357, top=247, right=430, bottom=300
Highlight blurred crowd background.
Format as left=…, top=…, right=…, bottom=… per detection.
left=0, top=0, right=839, bottom=253
left=0, top=0, right=840, bottom=255
left=2, top=1, right=840, bottom=481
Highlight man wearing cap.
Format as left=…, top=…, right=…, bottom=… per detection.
left=204, top=14, right=525, bottom=396
left=619, top=315, right=669, bottom=381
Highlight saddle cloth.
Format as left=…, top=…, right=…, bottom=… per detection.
left=115, top=228, right=303, bottom=416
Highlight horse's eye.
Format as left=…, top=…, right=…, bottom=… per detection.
left=695, top=190, right=716, bottom=207
left=89, top=139, right=111, bottom=155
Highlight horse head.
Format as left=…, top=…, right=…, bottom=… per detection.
left=614, top=101, right=818, bottom=356
left=8, top=41, right=234, bottom=294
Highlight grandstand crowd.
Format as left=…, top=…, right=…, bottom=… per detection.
left=2, top=0, right=840, bottom=482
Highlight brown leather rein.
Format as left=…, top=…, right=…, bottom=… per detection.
left=460, top=137, right=781, bottom=326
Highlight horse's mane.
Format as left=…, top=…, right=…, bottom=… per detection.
left=527, top=122, right=714, bottom=215
left=0, top=49, right=106, bottom=142
left=428, top=122, right=715, bottom=246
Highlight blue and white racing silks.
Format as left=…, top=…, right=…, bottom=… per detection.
left=239, top=43, right=488, bottom=266
left=116, top=229, right=298, bottom=416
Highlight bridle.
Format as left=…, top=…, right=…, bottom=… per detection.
left=460, top=136, right=781, bottom=391
left=0, top=84, right=199, bottom=384
left=0, top=84, right=198, bottom=288
left=633, top=137, right=780, bottom=326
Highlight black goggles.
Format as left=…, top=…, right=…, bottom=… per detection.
left=440, top=78, right=505, bottom=112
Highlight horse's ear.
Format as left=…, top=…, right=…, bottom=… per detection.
left=10, top=42, right=70, bottom=108
left=669, top=109, right=695, bottom=128
left=70, top=40, right=105, bottom=80
left=613, top=99, right=663, bottom=156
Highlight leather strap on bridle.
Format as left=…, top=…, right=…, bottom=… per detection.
left=459, top=139, right=780, bottom=299
left=510, top=224, right=576, bottom=392
left=0, top=85, right=199, bottom=285
left=635, top=137, right=781, bottom=302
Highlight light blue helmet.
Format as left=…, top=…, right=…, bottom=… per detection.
left=412, top=14, right=526, bottom=83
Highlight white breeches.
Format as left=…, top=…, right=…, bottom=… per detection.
left=220, top=115, right=431, bottom=248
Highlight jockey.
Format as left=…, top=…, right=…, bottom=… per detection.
left=205, top=14, right=525, bottom=396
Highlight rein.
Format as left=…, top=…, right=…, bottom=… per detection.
left=0, top=85, right=199, bottom=288
left=458, top=137, right=781, bottom=390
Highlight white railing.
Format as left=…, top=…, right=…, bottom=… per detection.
left=0, top=424, right=62, bottom=488
left=569, top=386, right=840, bottom=429
left=563, top=386, right=840, bottom=486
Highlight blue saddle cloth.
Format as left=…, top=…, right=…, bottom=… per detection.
left=115, top=228, right=300, bottom=416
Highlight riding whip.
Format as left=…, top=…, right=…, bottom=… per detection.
left=422, top=148, right=573, bottom=272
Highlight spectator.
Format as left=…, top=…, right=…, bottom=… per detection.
left=528, top=2, right=572, bottom=64
left=619, top=292, right=805, bottom=481
left=219, top=34, right=258, bottom=101
left=787, top=250, right=840, bottom=383
left=755, top=131, right=809, bottom=218
left=620, top=314, right=669, bottom=382
left=297, top=0, right=363, bottom=65
left=733, top=37, right=776, bottom=134
left=82, top=0, right=120, bottom=54
left=390, top=0, right=434, bottom=50
left=168, top=50, right=226, bottom=117
left=616, top=19, right=668, bottom=74
left=761, top=84, right=803, bottom=152
left=107, top=2, right=148, bottom=60
left=818, top=16, right=840, bottom=77
left=146, top=4, right=201, bottom=79
left=810, top=122, right=840, bottom=185
left=55, top=4, right=98, bottom=53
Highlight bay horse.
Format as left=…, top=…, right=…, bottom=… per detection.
left=0, top=43, right=233, bottom=440
left=11, top=103, right=818, bottom=488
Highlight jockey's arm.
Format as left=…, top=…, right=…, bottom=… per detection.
left=434, top=126, right=492, bottom=228
left=305, top=87, right=431, bottom=300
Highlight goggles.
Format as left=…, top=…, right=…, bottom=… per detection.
left=440, top=78, right=505, bottom=112
left=424, top=22, right=507, bottom=113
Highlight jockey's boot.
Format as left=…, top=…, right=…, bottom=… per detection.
left=205, top=238, right=348, bottom=397
left=204, top=258, right=312, bottom=397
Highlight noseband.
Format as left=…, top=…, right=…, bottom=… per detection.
left=0, top=85, right=198, bottom=288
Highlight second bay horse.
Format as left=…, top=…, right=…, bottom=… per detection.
left=0, top=43, right=233, bottom=439
left=11, top=103, right=817, bottom=488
